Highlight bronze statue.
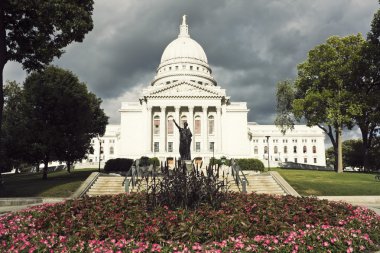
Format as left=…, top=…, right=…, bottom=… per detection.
left=173, top=119, right=192, bottom=160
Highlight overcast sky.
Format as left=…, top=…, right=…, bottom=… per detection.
left=4, top=0, right=379, bottom=137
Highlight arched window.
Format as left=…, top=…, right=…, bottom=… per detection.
left=167, top=116, right=173, bottom=135
left=284, top=146, right=288, bottom=154
left=313, top=145, right=317, bottom=153
left=303, top=146, right=307, bottom=153
left=293, top=146, right=297, bottom=153
left=274, top=146, right=278, bottom=154
left=208, top=115, right=214, bottom=135
left=153, top=115, right=160, bottom=135
left=194, top=115, right=201, bottom=135
left=109, top=146, right=114, bottom=155
left=254, top=146, right=258, bottom=154
left=264, top=146, right=268, bottom=154
left=180, top=115, right=187, bottom=128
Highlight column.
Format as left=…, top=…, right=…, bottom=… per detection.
left=160, top=106, right=166, bottom=153
left=216, top=106, right=222, bottom=153
left=174, top=106, right=180, bottom=154
left=146, top=105, right=152, bottom=153
left=202, top=106, right=208, bottom=153
left=188, top=106, right=194, bottom=152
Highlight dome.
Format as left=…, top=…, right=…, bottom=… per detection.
left=161, top=37, right=208, bottom=63
left=152, top=15, right=216, bottom=87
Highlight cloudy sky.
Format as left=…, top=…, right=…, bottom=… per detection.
left=4, top=0, right=378, bottom=135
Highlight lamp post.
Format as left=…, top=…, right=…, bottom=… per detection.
left=97, top=136, right=102, bottom=172
left=265, top=135, right=270, bottom=170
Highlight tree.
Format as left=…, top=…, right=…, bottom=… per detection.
left=23, top=66, right=107, bottom=179
left=1, top=81, right=28, bottom=173
left=347, top=4, right=380, bottom=170
left=276, top=35, right=364, bottom=173
left=325, top=139, right=364, bottom=170
left=0, top=0, right=94, bottom=167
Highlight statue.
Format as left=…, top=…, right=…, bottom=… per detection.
left=173, top=119, right=192, bottom=160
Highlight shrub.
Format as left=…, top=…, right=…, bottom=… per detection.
left=148, top=157, right=160, bottom=167
left=104, top=158, right=133, bottom=172
left=142, top=163, right=228, bottom=210
left=237, top=158, right=265, bottom=171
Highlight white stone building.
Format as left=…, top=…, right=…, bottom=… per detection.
left=86, top=16, right=326, bottom=167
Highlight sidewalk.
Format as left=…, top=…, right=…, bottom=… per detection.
left=318, top=196, right=380, bottom=215
left=0, top=197, right=67, bottom=215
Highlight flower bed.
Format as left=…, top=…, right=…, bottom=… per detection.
left=0, top=193, right=379, bottom=252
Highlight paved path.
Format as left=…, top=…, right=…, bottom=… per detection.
left=318, top=196, right=380, bottom=215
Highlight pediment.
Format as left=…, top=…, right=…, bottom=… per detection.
left=144, top=81, right=225, bottom=98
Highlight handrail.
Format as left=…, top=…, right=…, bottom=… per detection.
left=230, top=159, right=249, bottom=187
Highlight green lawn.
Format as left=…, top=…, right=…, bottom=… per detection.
left=0, top=168, right=100, bottom=197
left=273, top=168, right=380, bottom=196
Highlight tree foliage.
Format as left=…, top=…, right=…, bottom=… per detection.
left=23, top=66, right=107, bottom=179
left=0, top=0, right=94, bottom=180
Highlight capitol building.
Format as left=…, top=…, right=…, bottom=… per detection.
left=86, top=16, right=326, bottom=168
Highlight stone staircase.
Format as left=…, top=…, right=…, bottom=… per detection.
left=86, top=176, right=125, bottom=196
left=85, top=172, right=295, bottom=197
left=226, top=173, right=287, bottom=195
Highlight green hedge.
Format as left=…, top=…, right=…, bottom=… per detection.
left=237, top=158, right=264, bottom=172
left=104, top=158, right=134, bottom=172
left=139, top=156, right=160, bottom=167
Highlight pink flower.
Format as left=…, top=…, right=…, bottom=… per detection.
left=347, top=247, right=354, bottom=253
left=323, top=241, right=329, bottom=247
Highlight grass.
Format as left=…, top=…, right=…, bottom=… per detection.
left=273, top=168, right=380, bottom=196
left=0, top=168, right=100, bottom=197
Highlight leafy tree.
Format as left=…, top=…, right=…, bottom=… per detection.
left=0, top=81, right=27, bottom=173
left=276, top=35, right=363, bottom=173
left=23, top=66, right=107, bottom=179
left=0, top=0, right=94, bottom=164
left=347, top=4, right=380, bottom=170
left=326, top=139, right=364, bottom=170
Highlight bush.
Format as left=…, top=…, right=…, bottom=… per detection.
left=237, top=158, right=265, bottom=171
left=143, top=164, right=228, bottom=210
left=104, top=158, right=134, bottom=172
left=149, top=157, right=160, bottom=167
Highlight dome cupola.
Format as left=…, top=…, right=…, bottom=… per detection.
left=152, top=15, right=216, bottom=86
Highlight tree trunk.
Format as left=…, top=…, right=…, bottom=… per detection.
left=0, top=1, right=6, bottom=189
left=42, top=160, right=48, bottom=180
left=67, top=161, right=71, bottom=173
left=336, top=127, right=343, bottom=173
left=36, top=163, right=40, bottom=173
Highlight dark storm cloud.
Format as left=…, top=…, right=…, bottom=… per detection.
left=3, top=0, right=379, bottom=125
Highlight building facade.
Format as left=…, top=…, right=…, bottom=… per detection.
left=86, top=16, right=326, bottom=167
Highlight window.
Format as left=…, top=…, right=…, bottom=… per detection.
left=293, top=146, right=297, bottom=153
left=209, top=142, right=215, bottom=152
left=314, top=158, right=317, bottom=164
left=285, top=158, right=288, bottom=162
left=190, top=66, right=193, bottom=70
left=264, top=146, right=268, bottom=154
left=100, top=147, right=104, bottom=154
left=274, top=146, right=278, bottom=154
left=312, top=145, right=317, bottom=153
left=295, top=158, right=298, bottom=163
left=303, top=146, right=307, bottom=153
left=196, top=142, right=201, bottom=152
left=168, top=142, right=173, bottom=152
left=154, top=142, right=159, bottom=152
left=194, top=116, right=201, bottom=135
left=180, top=115, right=187, bottom=128
left=208, top=115, right=215, bottom=135
left=167, top=116, right=173, bottom=135
left=169, top=67, right=172, bottom=70
left=175, top=66, right=178, bottom=70
left=153, top=115, right=160, bottom=135
left=109, top=146, right=114, bottom=155
left=284, top=146, right=288, bottom=154
left=254, top=146, right=258, bottom=154
left=304, top=158, right=307, bottom=163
